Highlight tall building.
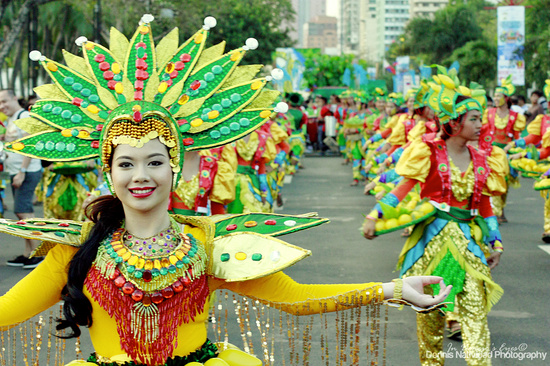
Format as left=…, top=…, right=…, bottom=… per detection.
left=410, top=0, right=448, bottom=18
left=289, top=0, right=328, bottom=48
left=303, top=16, right=338, bottom=51
left=376, top=0, right=410, bottom=59
left=341, top=0, right=361, bottom=54
left=360, top=0, right=379, bottom=62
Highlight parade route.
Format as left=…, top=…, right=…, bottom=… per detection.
left=1, top=156, right=549, bottom=364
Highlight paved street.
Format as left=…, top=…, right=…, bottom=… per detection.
left=1, top=156, right=550, bottom=364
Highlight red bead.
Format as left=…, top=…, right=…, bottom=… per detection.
left=133, top=111, right=142, bottom=122
left=136, top=42, right=147, bottom=49
left=131, top=289, right=143, bottom=302
left=135, top=69, right=149, bottom=80
left=169, top=70, right=178, bottom=79
left=134, top=80, right=144, bottom=91
left=142, top=270, right=152, bottom=282
left=161, top=287, right=174, bottom=299
left=172, top=280, right=184, bottom=293
left=182, top=138, right=194, bottom=146
left=151, top=292, right=164, bottom=304
left=134, top=91, right=143, bottom=101
left=58, top=222, right=70, bottom=227
left=226, top=224, right=237, bottom=231
left=103, top=71, right=114, bottom=80
left=264, top=219, right=277, bottom=225
left=113, top=275, right=125, bottom=287
left=99, top=61, right=110, bottom=71
left=182, top=276, right=191, bottom=287
left=107, top=80, right=117, bottom=90
left=135, top=58, right=148, bottom=70
left=16, top=221, right=27, bottom=225
left=122, top=282, right=135, bottom=294
left=190, top=80, right=201, bottom=90
left=96, top=124, right=103, bottom=131
left=142, top=294, right=152, bottom=306
left=94, top=54, right=106, bottom=63
left=180, top=53, right=191, bottom=62
left=177, top=119, right=188, bottom=126
left=91, top=141, right=100, bottom=149
left=174, top=61, right=185, bottom=71
left=166, top=79, right=173, bottom=87
left=72, top=98, right=83, bottom=107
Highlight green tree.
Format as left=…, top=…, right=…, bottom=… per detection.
left=525, top=0, right=550, bottom=89
left=444, top=39, right=497, bottom=89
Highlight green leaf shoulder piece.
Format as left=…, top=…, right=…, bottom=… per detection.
left=170, top=213, right=327, bottom=282
left=210, top=212, right=330, bottom=237
left=0, top=218, right=87, bottom=257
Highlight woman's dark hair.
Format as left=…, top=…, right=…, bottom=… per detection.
left=56, top=195, right=125, bottom=338
left=440, top=95, right=473, bottom=140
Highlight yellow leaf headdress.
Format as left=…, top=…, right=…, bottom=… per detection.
left=425, top=65, right=483, bottom=124
left=495, top=74, right=515, bottom=97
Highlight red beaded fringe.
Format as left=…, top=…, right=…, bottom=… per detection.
left=85, top=265, right=209, bottom=366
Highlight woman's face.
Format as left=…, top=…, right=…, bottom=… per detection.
left=494, top=93, right=506, bottom=107
left=458, top=110, right=482, bottom=141
left=385, top=102, right=396, bottom=116
left=375, top=99, right=385, bottom=111
left=406, top=97, right=415, bottom=112
left=422, top=106, right=435, bottom=120
left=111, top=138, right=173, bottom=215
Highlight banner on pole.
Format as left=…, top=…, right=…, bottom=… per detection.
left=497, top=6, right=525, bottom=86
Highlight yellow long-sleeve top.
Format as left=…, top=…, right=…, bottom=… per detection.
left=0, top=223, right=383, bottom=363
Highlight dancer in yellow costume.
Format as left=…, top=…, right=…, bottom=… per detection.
left=363, top=70, right=505, bottom=366
left=479, top=76, right=526, bottom=222
left=0, top=16, right=452, bottom=366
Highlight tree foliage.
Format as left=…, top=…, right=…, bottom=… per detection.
left=524, top=0, right=550, bottom=88
left=0, top=0, right=295, bottom=96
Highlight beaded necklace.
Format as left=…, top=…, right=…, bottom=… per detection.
left=86, top=217, right=209, bottom=365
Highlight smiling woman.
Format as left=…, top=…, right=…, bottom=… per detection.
left=0, top=15, right=451, bottom=366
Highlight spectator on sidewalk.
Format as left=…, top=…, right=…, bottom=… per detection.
left=0, top=90, right=44, bottom=269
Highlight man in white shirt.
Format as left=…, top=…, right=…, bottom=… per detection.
left=0, top=90, right=44, bottom=269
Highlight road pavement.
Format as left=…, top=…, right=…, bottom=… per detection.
left=1, top=156, right=549, bottom=365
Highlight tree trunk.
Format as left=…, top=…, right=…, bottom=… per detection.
left=0, top=0, right=57, bottom=73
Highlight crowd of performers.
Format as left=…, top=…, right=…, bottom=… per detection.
left=306, top=70, right=550, bottom=365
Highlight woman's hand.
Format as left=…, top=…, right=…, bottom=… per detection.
left=362, top=219, right=377, bottom=239
left=503, top=143, right=514, bottom=153
left=383, top=276, right=452, bottom=308
left=508, top=152, right=523, bottom=160
left=487, top=251, right=501, bottom=270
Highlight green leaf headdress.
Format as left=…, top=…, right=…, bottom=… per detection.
left=495, top=74, right=515, bottom=97
left=387, top=92, right=403, bottom=106
left=5, top=15, right=287, bottom=193
left=373, top=87, right=387, bottom=102
left=424, top=65, right=483, bottom=124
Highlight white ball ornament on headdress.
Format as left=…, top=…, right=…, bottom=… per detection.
left=271, top=68, right=284, bottom=81
left=246, top=38, right=259, bottom=50
left=75, top=36, right=88, bottom=47
left=140, top=14, right=155, bottom=25
left=29, top=50, right=42, bottom=61
left=203, top=16, right=217, bottom=30
left=274, top=102, right=289, bottom=114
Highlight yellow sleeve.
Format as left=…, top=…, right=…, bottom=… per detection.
left=386, top=114, right=400, bottom=129
left=513, top=113, right=526, bottom=132
left=482, top=108, right=489, bottom=126
left=527, top=114, right=543, bottom=136
left=211, top=149, right=237, bottom=205
left=269, top=122, right=289, bottom=145
left=484, top=146, right=508, bottom=196
left=212, top=271, right=383, bottom=315
left=0, top=244, right=77, bottom=329
left=395, top=139, right=432, bottom=183
left=407, top=120, right=426, bottom=141
left=262, top=137, right=278, bottom=161
left=386, top=115, right=406, bottom=146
